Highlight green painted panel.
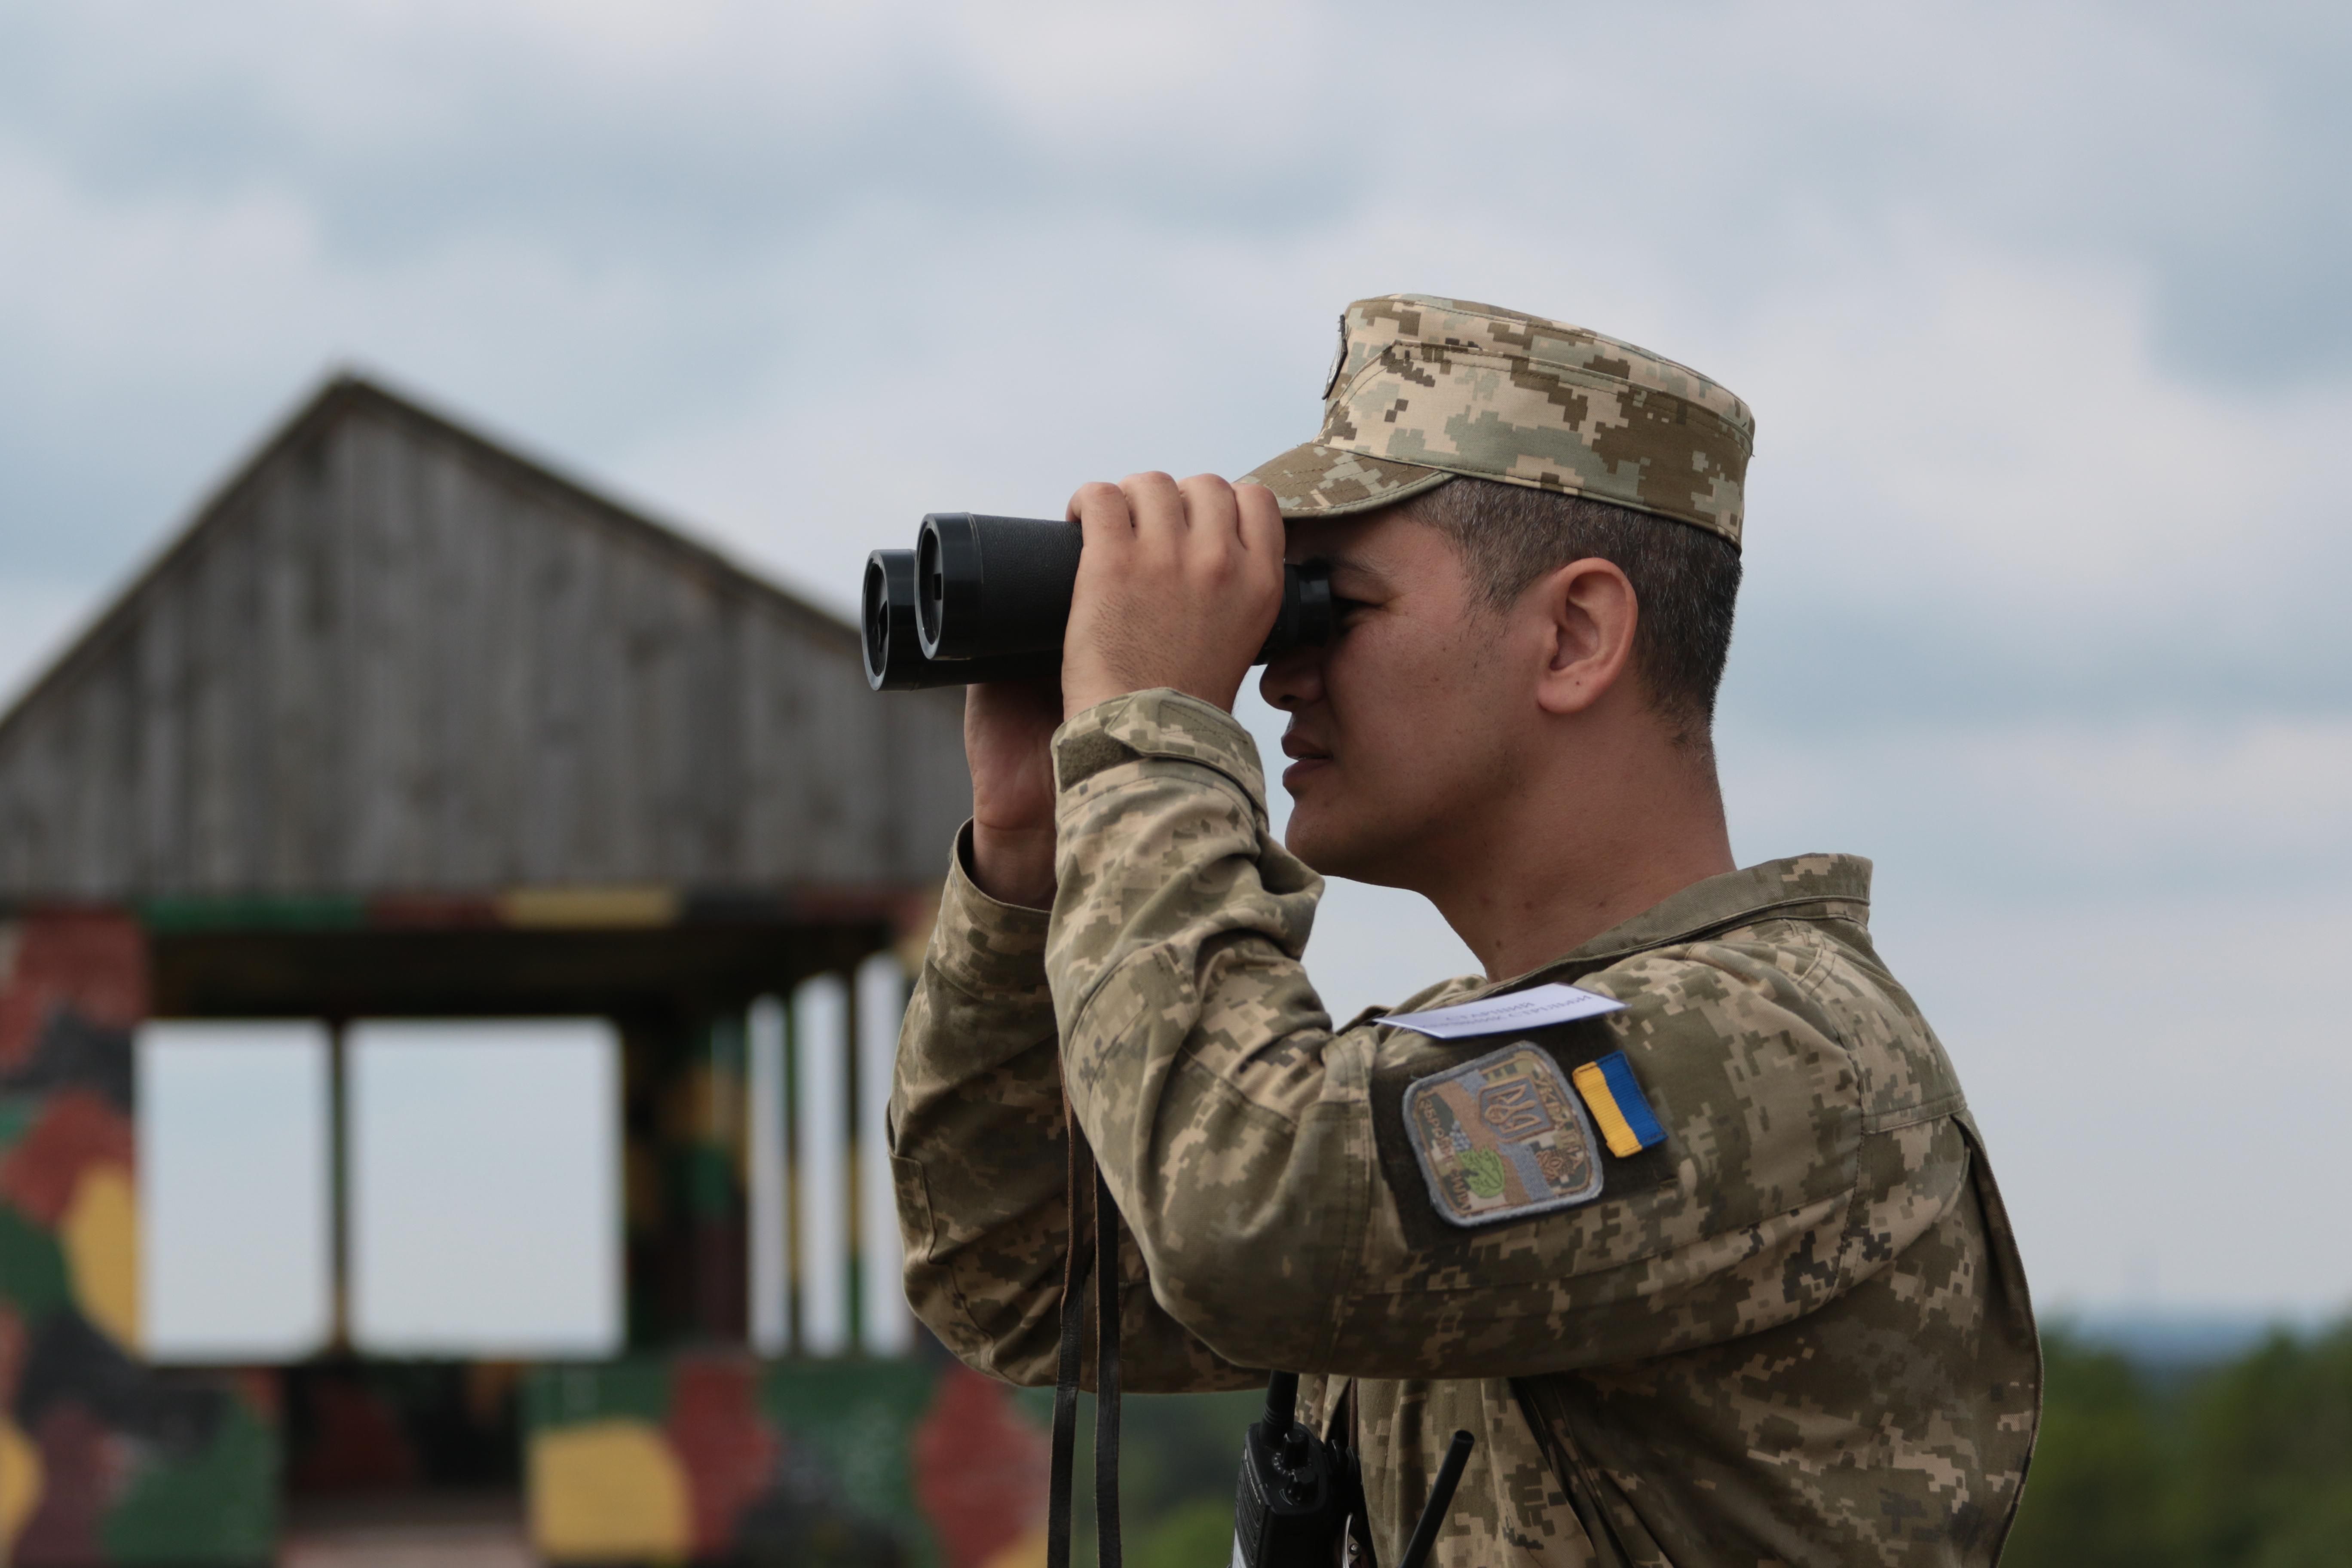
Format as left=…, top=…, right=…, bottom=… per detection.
left=759, top=1359, right=940, bottom=1533
left=524, top=1358, right=673, bottom=1427
left=0, top=1095, right=37, bottom=1155
left=673, top=1145, right=738, bottom=1220
left=102, top=1397, right=279, bottom=1565
left=139, top=895, right=366, bottom=932
left=0, top=1198, right=70, bottom=1319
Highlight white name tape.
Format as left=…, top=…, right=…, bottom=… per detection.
left=1383, top=981, right=1625, bottom=1040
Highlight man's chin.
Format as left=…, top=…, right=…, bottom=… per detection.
left=1282, top=810, right=1407, bottom=888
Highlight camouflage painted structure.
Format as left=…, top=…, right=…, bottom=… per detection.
left=1, top=909, right=276, bottom=1565
left=0, top=377, right=1029, bottom=1565
left=524, top=1358, right=1051, bottom=1567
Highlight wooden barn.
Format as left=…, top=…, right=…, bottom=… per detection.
left=0, top=378, right=1054, bottom=1567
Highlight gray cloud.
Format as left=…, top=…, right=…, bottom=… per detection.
left=7, top=0, right=2349, bottom=1314
left=2, top=3, right=2341, bottom=366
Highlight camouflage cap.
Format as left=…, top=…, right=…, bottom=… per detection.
left=1239, top=294, right=1755, bottom=546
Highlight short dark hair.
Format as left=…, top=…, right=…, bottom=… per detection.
left=1404, top=476, right=1742, bottom=745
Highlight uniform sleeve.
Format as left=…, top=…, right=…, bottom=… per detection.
left=888, top=824, right=1260, bottom=1393
left=1045, top=690, right=1972, bottom=1381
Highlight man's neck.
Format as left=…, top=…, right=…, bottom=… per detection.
left=1423, top=735, right=1737, bottom=982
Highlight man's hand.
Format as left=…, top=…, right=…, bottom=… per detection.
left=965, top=675, right=1063, bottom=909
left=1061, top=474, right=1286, bottom=719
left=962, top=472, right=1281, bottom=908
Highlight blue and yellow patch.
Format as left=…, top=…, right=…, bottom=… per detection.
left=1570, top=1051, right=1667, bottom=1158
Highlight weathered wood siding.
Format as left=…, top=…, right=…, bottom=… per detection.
left=0, top=380, right=971, bottom=898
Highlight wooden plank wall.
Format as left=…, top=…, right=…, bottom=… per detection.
left=0, top=386, right=971, bottom=899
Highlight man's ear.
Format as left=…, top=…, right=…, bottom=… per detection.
left=1532, top=558, right=1638, bottom=717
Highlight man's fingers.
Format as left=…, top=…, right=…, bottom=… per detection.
left=1234, top=482, right=1285, bottom=569
left=1068, top=480, right=1134, bottom=559
left=1117, top=472, right=1188, bottom=561
left=1059, top=469, right=1283, bottom=716
left=1175, top=474, right=1243, bottom=563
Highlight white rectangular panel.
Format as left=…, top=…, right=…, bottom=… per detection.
left=791, top=975, right=849, bottom=1356
left=346, top=1018, right=621, bottom=1357
left=138, top=1020, right=333, bottom=1362
left=856, top=954, right=912, bottom=1354
left=747, top=995, right=791, bottom=1355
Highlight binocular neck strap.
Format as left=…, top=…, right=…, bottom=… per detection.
left=1047, top=1100, right=1123, bottom=1568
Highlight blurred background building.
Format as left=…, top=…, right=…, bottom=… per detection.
left=0, top=379, right=1045, bottom=1566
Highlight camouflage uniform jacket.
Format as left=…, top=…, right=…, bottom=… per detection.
left=889, top=690, right=2040, bottom=1568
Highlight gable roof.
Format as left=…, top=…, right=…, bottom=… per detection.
left=0, top=376, right=969, bottom=901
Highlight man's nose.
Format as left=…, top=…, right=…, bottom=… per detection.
left=1259, top=643, right=1325, bottom=711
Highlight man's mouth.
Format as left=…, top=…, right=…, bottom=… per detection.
left=1280, top=727, right=1332, bottom=788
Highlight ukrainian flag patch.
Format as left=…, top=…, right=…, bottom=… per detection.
left=1571, top=1052, right=1666, bottom=1158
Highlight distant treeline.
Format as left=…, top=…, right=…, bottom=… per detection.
left=2004, top=1320, right=2352, bottom=1566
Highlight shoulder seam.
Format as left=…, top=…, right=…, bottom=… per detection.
left=1864, top=1091, right=1968, bottom=1135
left=1782, top=929, right=1871, bottom=1296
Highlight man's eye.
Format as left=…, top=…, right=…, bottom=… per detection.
left=1332, top=596, right=1375, bottom=621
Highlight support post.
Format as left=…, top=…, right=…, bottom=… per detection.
left=325, top=1018, right=350, bottom=1354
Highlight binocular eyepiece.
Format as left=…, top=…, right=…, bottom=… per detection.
left=863, top=514, right=1335, bottom=691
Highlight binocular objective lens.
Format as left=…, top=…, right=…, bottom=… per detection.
left=916, top=528, right=945, bottom=649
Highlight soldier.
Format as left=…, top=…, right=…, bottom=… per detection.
left=888, top=295, right=2040, bottom=1566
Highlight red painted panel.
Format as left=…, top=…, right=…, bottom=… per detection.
left=913, top=1367, right=1051, bottom=1568
left=17, top=1403, right=128, bottom=1565
left=0, top=1090, right=134, bottom=1224
left=0, top=911, right=146, bottom=1072
left=664, top=1357, right=779, bottom=1554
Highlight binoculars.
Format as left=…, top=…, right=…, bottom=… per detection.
left=863, top=514, right=1336, bottom=690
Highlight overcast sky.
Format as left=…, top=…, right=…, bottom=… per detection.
left=9, top=0, right=2349, bottom=1331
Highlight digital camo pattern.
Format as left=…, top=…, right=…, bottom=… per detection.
left=1403, top=1043, right=1602, bottom=1226
left=891, top=690, right=2040, bottom=1568
left=1237, top=295, right=1755, bottom=545
left=886, top=825, right=1264, bottom=1399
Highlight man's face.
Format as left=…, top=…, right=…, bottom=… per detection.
left=1261, top=506, right=1533, bottom=888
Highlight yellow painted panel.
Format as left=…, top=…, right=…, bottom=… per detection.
left=497, top=887, right=679, bottom=928
left=980, top=1524, right=1050, bottom=1568
left=529, top=1420, right=692, bottom=1562
left=62, top=1163, right=140, bottom=1351
left=0, top=1417, right=45, bottom=1568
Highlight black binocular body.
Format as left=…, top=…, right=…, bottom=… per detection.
left=863, top=513, right=1335, bottom=691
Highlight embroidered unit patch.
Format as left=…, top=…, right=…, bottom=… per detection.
left=1400, top=1041, right=1603, bottom=1228
left=1571, top=1051, right=1668, bottom=1158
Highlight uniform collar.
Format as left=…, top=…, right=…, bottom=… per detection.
left=1502, top=853, right=1874, bottom=991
